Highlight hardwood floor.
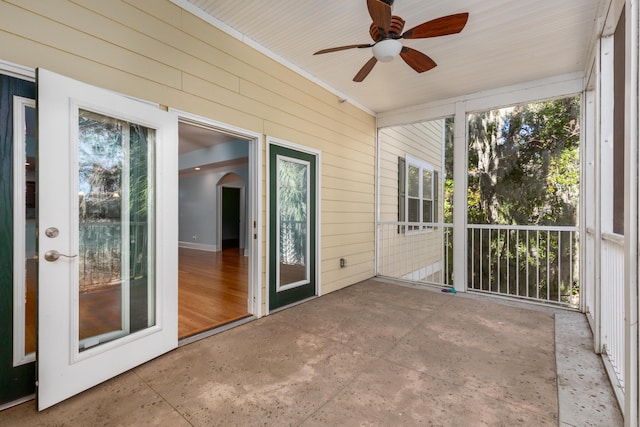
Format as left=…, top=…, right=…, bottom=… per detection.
left=23, top=248, right=249, bottom=348
left=178, top=247, right=249, bottom=338
left=25, top=260, right=36, bottom=354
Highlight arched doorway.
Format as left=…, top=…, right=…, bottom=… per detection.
left=218, top=173, right=245, bottom=251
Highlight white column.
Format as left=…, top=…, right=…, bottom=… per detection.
left=452, top=102, right=467, bottom=292
left=625, top=1, right=639, bottom=425
left=582, top=89, right=596, bottom=317
left=601, top=35, right=615, bottom=234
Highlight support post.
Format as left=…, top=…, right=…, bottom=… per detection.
left=452, top=102, right=467, bottom=292
left=625, top=1, right=639, bottom=425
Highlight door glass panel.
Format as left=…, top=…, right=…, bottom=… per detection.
left=13, top=97, right=36, bottom=366
left=277, top=157, right=309, bottom=289
left=78, top=109, right=155, bottom=352
left=23, top=105, right=36, bottom=357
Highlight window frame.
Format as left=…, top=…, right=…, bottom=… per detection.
left=399, top=155, right=438, bottom=233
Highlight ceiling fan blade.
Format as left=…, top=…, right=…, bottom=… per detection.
left=367, top=0, right=392, bottom=35
left=353, top=57, right=378, bottom=82
left=400, top=47, right=437, bottom=73
left=402, top=13, right=469, bottom=39
left=314, top=44, right=373, bottom=55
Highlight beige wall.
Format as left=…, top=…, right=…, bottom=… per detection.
left=378, top=119, right=445, bottom=282
left=379, top=120, right=443, bottom=222
left=0, top=0, right=376, bottom=300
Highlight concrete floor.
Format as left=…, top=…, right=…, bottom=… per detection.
left=0, top=278, right=623, bottom=426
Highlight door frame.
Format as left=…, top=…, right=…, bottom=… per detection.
left=265, top=136, right=322, bottom=315
left=172, top=109, right=263, bottom=318
left=0, top=60, right=36, bottom=411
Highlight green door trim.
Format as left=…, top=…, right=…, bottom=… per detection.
left=268, top=141, right=319, bottom=311
left=0, top=74, right=36, bottom=406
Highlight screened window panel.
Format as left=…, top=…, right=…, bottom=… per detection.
left=408, top=198, right=420, bottom=222
left=408, top=165, right=420, bottom=198
left=423, top=170, right=432, bottom=200
left=423, top=200, right=433, bottom=223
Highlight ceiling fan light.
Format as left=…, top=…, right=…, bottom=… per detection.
left=372, top=39, right=402, bottom=62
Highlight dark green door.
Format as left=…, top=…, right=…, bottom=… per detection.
left=269, top=145, right=316, bottom=310
left=0, top=74, right=36, bottom=406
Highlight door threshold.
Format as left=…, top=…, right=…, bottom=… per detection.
left=269, top=295, right=318, bottom=315
left=178, top=315, right=255, bottom=346
left=0, top=394, right=35, bottom=412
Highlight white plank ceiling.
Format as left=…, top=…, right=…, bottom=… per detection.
left=181, top=0, right=601, bottom=114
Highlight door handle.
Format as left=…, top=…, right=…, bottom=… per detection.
left=44, top=250, right=78, bottom=262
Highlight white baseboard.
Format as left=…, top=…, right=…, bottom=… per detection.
left=178, top=241, right=217, bottom=252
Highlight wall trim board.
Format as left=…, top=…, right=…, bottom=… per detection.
left=0, top=59, right=35, bottom=81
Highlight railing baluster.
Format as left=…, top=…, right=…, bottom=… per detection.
left=569, top=231, right=573, bottom=302
left=516, top=230, right=520, bottom=296
left=480, top=229, right=483, bottom=291
left=488, top=228, right=492, bottom=292
left=506, top=229, right=510, bottom=295
left=557, top=230, right=561, bottom=303
left=497, top=229, right=501, bottom=293
left=471, top=228, right=475, bottom=290
left=536, top=230, right=540, bottom=300
left=547, top=230, right=551, bottom=302
left=444, top=227, right=448, bottom=285
left=524, top=230, right=531, bottom=298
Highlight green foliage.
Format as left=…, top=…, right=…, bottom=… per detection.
left=278, top=160, right=308, bottom=265
left=465, top=96, right=580, bottom=226
left=443, top=97, right=581, bottom=304
left=279, top=160, right=308, bottom=222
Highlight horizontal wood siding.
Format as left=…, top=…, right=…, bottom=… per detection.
left=379, top=120, right=443, bottom=221
left=0, top=0, right=376, bottom=303
left=378, top=120, right=444, bottom=280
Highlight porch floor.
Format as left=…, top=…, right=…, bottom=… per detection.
left=1, top=278, right=622, bottom=426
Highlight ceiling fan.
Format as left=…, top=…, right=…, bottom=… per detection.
left=314, top=0, right=469, bottom=82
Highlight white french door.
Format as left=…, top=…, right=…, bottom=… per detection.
left=37, top=69, right=178, bottom=410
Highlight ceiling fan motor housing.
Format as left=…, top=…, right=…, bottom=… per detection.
left=369, top=16, right=405, bottom=41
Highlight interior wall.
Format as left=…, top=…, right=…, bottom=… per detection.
left=179, top=167, right=248, bottom=251
left=0, top=0, right=377, bottom=302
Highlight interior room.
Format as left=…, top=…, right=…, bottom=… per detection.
left=177, top=121, right=252, bottom=338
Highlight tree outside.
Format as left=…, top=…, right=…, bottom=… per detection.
left=444, top=96, right=581, bottom=304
